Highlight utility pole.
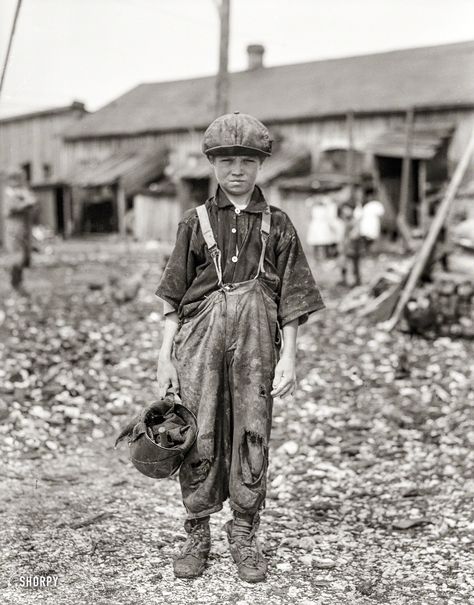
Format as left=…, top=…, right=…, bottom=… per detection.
left=0, top=0, right=22, bottom=98
left=215, top=0, right=230, bottom=116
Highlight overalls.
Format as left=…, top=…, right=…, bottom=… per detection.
left=173, top=203, right=280, bottom=519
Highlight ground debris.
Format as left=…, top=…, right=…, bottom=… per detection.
left=68, top=512, right=114, bottom=530
left=1, top=244, right=472, bottom=604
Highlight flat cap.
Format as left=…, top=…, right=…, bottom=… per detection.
left=202, top=112, right=272, bottom=157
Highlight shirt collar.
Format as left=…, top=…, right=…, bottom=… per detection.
left=213, top=185, right=268, bottom=213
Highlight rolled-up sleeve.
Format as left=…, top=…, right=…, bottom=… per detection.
left=276, top=220, right=325, bottom=326
left=155, top=220, right=195, bottom=314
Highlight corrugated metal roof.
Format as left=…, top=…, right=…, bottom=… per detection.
left=69, top=149, right=168, bottom=194
left=64, top=41, right=474, bottom=140
left=368, top=125, right=454, bottom=159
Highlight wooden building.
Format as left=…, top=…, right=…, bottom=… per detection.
left=66, top=148, right=168, bottom=235
left=0, top=102, right=87, bottom=236
left=59, top=41, right=474, bottom=242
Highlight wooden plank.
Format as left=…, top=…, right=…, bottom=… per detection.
left=397, top=107, right=415, bottom=248
left=384, top=126, right=474, bottom=332
left=63, top=186, right=73, bottom=238
left=346, top=110, right=355, bottom=202
left=116, top=184, right=126, bottom=237
left=346, top=110, right=355, bottom=173
left=360, top=281, right=404, bottom=323
left=418, top=161, right=429, bottom=235
left=359, top=258, right=415, bottom=322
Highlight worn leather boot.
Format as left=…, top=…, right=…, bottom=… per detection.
left=225, top=512, right=268, bottom=583
left=173, top=516, right=211, bottom=579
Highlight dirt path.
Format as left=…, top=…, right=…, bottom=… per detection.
left=1, top=243, right=473, bottom=604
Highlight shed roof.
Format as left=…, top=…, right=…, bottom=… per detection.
left=0, top=101, right=86, bottom=125
left=69, top=149, right=168, bottom=195
left=278, top=173, right=361, bottom=193
left=367, top=124, right=454, bottom=159
left=258, top=147, right=311, bottom=185
left=65, top=41, right=474, bottom=141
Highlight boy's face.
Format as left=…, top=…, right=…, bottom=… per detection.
left=211, top=154, right=263, bottom=196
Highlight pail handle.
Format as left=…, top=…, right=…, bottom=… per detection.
left=166, top=385, right=182, bottom=404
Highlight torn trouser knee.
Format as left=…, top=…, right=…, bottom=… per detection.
left=240, top=431, right=267, bottom=486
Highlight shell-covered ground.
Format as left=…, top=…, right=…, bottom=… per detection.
left=1, top=239, right=473, bottom=605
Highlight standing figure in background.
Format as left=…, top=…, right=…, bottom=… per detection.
left=2, top=170, right=37, bottom=293
left=306, top=195, right=342, bottom=260
left=359, top=192, right=385, bottom=254
left=338, top=202, right=362, bottom=286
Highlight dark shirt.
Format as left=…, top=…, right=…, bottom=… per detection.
left=156, top=186, right=325, bottom=326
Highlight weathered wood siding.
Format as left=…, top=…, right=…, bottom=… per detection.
left=274, top=108, right=474, bottom=174
left=34, top=189, right=56, bottom=230
left=63, top=130, right=204, bottom=177
left=63, top=107, right=474, bottom=242
left=64, top=108, right=474, bottom=179
left=0, top=107, right=85, bottom=184
left=134, top=193, right=181, bottom=242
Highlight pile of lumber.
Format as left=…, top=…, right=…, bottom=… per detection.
left=339, top=127, right=474, bottom=338
left=367, top=127, right=474, bottom=334
left=403, top=274, right=474, bottom=338
left=339, top=259, right=412, bottom=323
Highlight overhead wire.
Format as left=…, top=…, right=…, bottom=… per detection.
left=0, top=0, right=23, bottom=101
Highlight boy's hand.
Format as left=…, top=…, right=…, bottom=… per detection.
left=156, top=357, right=180, bottom=399
left=271, top=356, right=296, bottom=399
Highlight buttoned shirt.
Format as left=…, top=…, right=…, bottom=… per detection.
left=156, top=186, right=325, bottom=326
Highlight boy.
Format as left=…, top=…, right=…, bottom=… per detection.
left=156, top=112, right=324, bottom=582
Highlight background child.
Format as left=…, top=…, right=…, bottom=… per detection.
left=338, top=202, right=362, bottom=286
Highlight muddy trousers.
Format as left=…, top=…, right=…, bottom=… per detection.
left=174, top=279, right=279, bottom=519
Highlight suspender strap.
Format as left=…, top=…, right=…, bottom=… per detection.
left=197, top=203, right=271, bottom=285
left=254, top=207, right=271, bottom=279
left=261, top=209, right=271, bottom=236
left=196, top=204, right=216, bottom=249
left=196, top=204, right=223, bottom=286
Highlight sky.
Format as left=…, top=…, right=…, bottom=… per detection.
left=0, top=0, right=473, bottom=118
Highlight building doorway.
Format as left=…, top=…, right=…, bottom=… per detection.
left=374, top=155, right=420, bottom=227
left=55, top=187, right=65, bottom=234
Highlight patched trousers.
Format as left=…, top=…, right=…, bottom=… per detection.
left=173, top=279, right=279, bottom=519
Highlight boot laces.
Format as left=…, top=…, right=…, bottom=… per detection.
left=181, top=525, right=208, bottom=558
left=233, top=525, right=261, bottom=566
